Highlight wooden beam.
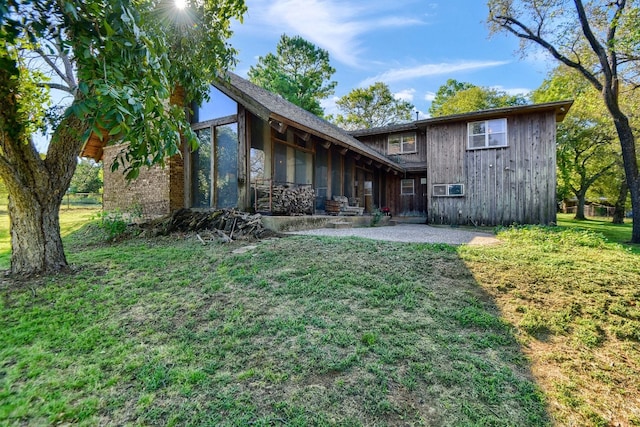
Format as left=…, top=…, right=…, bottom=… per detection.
left=295, top=130, right=311, bottom=142
left=339, top=147, right=348, bottom=155
left=374, top=162, right=382, bottom=169
left=365, top=158, right=372, bottom=165
left=321, top=140, right=331, bottom=149
left=385, top=166, right=391, bottom=172
left=353, top=154, right=361, bottom=161
left=269, top=119, right=287, bottom=134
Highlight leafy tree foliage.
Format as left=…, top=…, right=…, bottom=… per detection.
left=333, top=82, right=415, bottom=130
left=248, top=34, right=337, bottom=117
left=488, top=0, right=640, bottom=242
left=533, top=66, right=623, bottom=221
left=0, top=0, right=246, bottom=274
left=69, top=159, right=103, bottom=194
left=429, top=79, right=527, bottom=117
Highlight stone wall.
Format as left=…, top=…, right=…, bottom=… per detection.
left=102, top=144, right=185, bottom=218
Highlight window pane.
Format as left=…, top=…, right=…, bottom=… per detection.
left=331, top=149, right=342, bottom=197
left=192, top=128, right=212, bottom=207
left=388, top=137, right=401, bottom=155
left=215, top=123, right=238, bottom=208
left=469, top=122, right=485, bottom=135
left=401, top=179, right=414, bottom=195
left=193, top=85, right=237, bottom=122
left=433, top=185, right=446, bottom=196
left=470, top=134, right=486, bottom=148
left=274, top=143, right=287, bottom=184
left=402, top=134, right=416, bottom=153
left=448, top=184, right=464, bottom=195
left=488, top=118, right=506, bottom=133
left=488, top=133, right=507, bottom=147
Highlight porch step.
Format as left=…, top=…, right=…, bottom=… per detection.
left=327, top=221, right=353, bottom=229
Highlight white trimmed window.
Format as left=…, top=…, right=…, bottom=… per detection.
left=388, top=133, right=417, bottom=155
left=401, top=179, right=414, bottom=195
left=433, top=184, right=464, bottom=197
left=468, top=118, right=507, bottom=149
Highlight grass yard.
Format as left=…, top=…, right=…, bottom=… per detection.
left=0, top=209, right=639, bottom=425
left=557, top=213, right=639, bottom=253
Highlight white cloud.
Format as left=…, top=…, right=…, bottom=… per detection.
left=424, top=91, right=436, bottom=102
left=320, top=96, right=341, bottom=118
left=490, top=85, right=532, bottom=96
left=255, top=0, right=425, bottom=67
left=394, top=88, right=416, bottom=102
left=360, top=60, right=511, bottom=86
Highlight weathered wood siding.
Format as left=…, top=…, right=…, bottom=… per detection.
left=426, top=111, right=557, bottom=226
left=357, top=131, right=428, bottom=216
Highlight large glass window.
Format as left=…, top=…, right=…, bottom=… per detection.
left=192, top=128, right=212, bottom=208
left=468, top=118, right=507, bottom=149
left=192, top=86, right=237, bottom=123
left=215, top=124, right=238, bottom=208
left=273, top=143, right=313, bottom=185
left=388, top=133, right=417, bottom=155
left=190, top=122, right=238, bottom=208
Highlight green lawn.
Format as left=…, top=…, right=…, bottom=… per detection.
left=1, top=211, right=639, bottom=426
left=557, top=213, right=638, bottom=252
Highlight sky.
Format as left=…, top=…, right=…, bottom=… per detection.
left=227, top=0, right=555, bottom=119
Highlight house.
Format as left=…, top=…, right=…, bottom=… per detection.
left=82, top=72, right=572, bottom=227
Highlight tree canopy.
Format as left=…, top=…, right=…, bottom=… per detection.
left=0, top=0, right=246, bottom=274
left=533, top=66, right=619, bottom=220
left=248, top=34, right=337, bottom=117
left=69, top=159, right=103, bottom=194
left=429, top=79, right=527, bottom=117
left=332, top=82, right=415, bottom=131
left=488, top=0, right=640, bottom=242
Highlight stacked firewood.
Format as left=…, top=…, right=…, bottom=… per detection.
left=255, top=184, right=314, bottom=215
left=141, top=208, right=266, bottom=241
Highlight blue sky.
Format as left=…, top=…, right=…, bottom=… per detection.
left=228, top=0, right=554, bottom=118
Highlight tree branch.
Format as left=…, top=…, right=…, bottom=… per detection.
left=493, top=13, right=603, bottom=91
left=37, top=82, right=73, bottom=93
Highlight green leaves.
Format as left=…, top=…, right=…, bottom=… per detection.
left=248, top=34, right=336, bottom=117
left=429, top=79, right=527, bottom=117
left=333, top=82, right=415, bottom=130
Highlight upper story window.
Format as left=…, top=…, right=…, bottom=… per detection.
left=388, top=133, right=417, bottom=155
left=468, top=118, right=507, bottom=149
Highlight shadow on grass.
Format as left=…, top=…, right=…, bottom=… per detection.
left=0, top=231, right=550, bottom=425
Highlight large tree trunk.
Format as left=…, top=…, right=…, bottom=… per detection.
left=612, top=179, right=628, bottom=225
left=609, top=113, right=640, bottom=242
left=4, top=115, right=85, bottom=275
left=8, top=187, right=67, bottom=273
left=574, top=190, right=587, bottom=220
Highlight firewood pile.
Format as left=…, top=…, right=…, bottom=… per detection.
left=140, top=208, right=267, bottom=242
left=255, top=184, right=314, bottom=215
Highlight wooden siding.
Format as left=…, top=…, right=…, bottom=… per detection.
left=426, top=112, right=557, bottom=226
left=355, top=131, right=428, bottom=168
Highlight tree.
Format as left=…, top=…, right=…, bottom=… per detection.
left=248, top=34, right=337, bottom=117
left=0, top=0, right=246, bottom=275
left=533, top=66, right=620, bottom=220
left=428, top=79, right=475, bottom=116
left=429, top=79, right=527, bottom=117
left=332, top=82, right=415, bottom=130
left=488, top=0, right=640, bottom=242
left=69, top=159, right=103, bottom=194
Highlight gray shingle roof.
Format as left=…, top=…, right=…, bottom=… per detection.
left=213, top=73, right=404, bottom=172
